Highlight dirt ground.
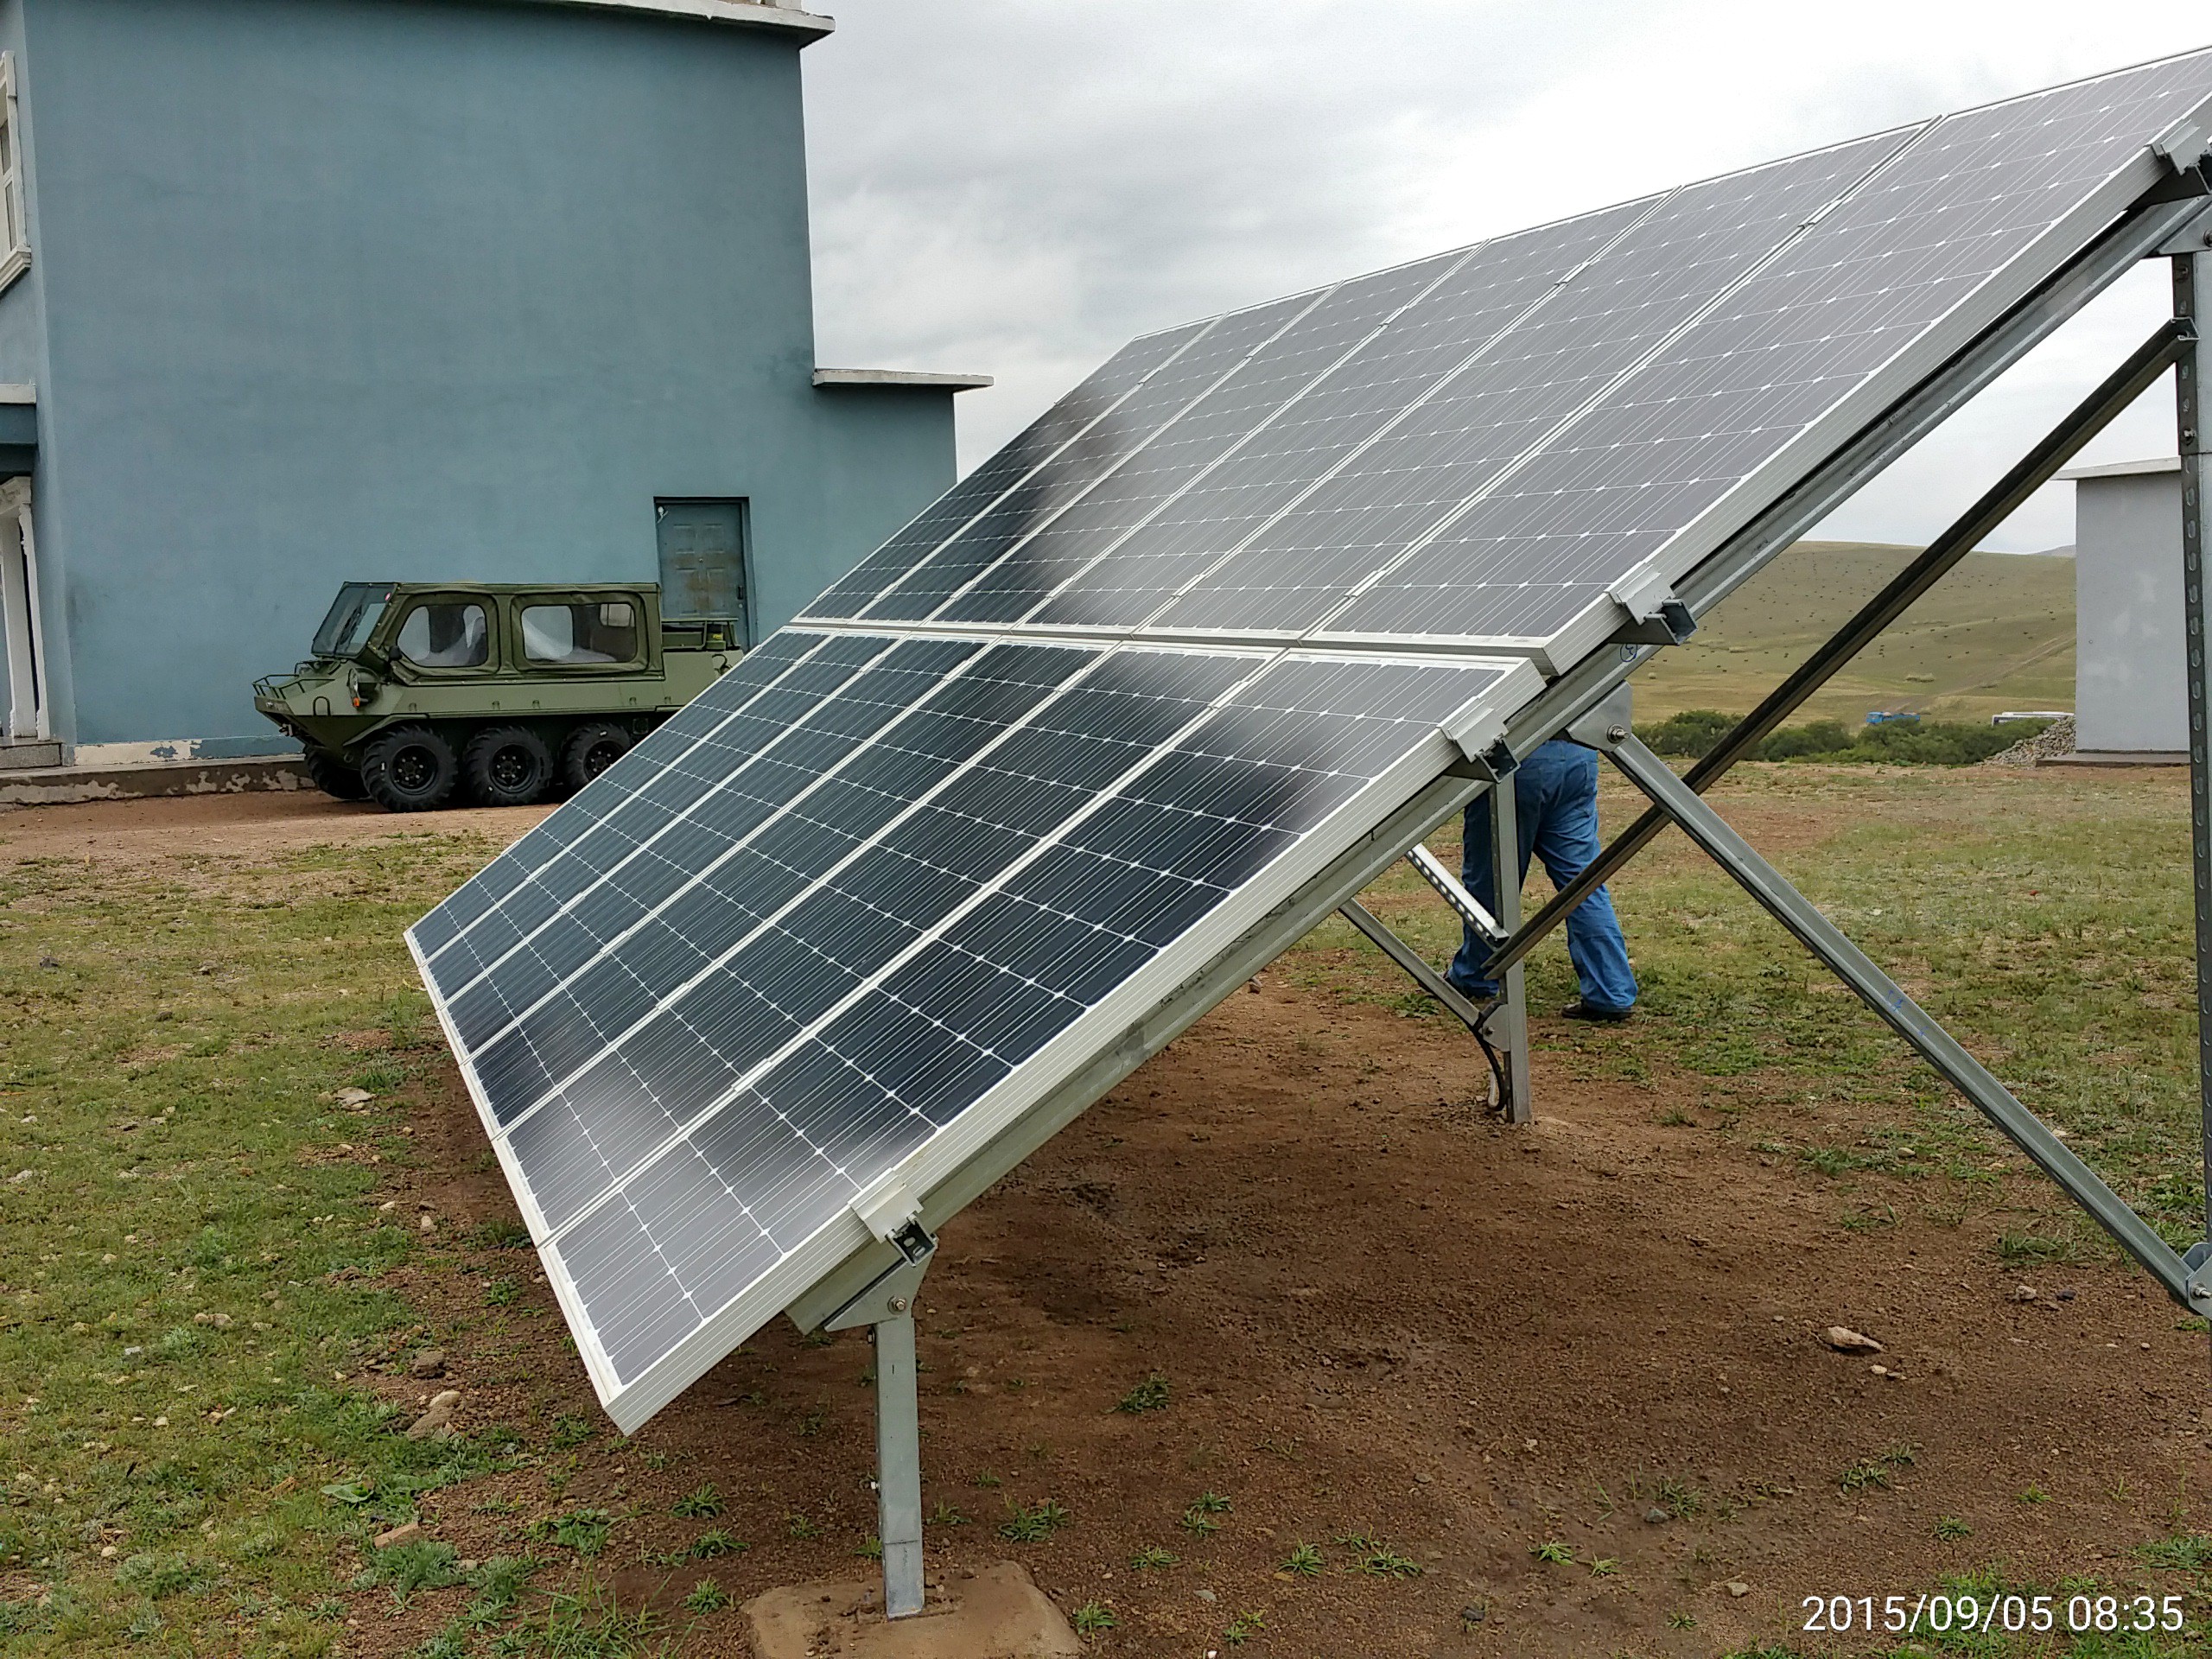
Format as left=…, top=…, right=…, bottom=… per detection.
left=10, top=785, right=2212, bottom=1657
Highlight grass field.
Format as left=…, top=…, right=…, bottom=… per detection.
left=1, top=764, right=2208, bottom=1655
left=1630, top=541, right=2075, bottom=727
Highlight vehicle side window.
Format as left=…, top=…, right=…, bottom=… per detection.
left=522, top=601, right=639, bottom=666
left=396, top=602, right=489, bottom=669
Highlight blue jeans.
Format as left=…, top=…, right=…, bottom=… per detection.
left=1447, top=740, right=1638, bottom=1012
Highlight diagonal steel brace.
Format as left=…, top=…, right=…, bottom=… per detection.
left=1567, top=687, right=2208, bottom=1314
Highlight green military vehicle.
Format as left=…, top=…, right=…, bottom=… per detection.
left=254, top=582, right=741, bottom=811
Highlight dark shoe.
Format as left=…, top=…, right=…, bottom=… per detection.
left=1561, top=999, right=1631, bottom=1022
left=1445, top=976, right=1498, bottom=1004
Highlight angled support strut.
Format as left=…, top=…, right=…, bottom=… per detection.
left=1567, top=688, right=2203, bottom=1312
left=1337, top=898, right=1494, bottom=1037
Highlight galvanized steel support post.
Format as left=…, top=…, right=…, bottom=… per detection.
left=1487, top=773, right=1532, bottom=1124
left=2176, top=251, right=2212, bottom=1316
left=870, top=1313, right=925, bottom=1617
left=824, top=1225, right=936, bottom=1618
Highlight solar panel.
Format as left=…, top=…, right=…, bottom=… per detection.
left=417, top=643, right=1536, bottom=1422
left=416, top=46, right=2212, bottom=1432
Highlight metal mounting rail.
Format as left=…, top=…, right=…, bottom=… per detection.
left=1567, top=688, right=2206, bottom=1312
left=1486, top=314, right=2196, bottom=980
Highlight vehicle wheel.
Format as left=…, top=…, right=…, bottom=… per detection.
left=300, top=747, right=366, bottom=801
left=359, top=723, right=461, bottom=812
left=562, top=721, right=632, bottom=791
left=464, top=725, right=555, bottom=807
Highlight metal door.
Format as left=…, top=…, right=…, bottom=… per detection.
left=655, top=499, right=750, bottom=641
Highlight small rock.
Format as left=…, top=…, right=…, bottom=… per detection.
left=99, top=1545, right=117, bottom=1559
left=1460, top=1604, right=1486, bottom=1624
left=9, top=1169, right=33, bottom=1185
left=459, top=1559, right=478, bottom=1572
left=373, top=1522, right=423, bottom=1549
left=1643, top=1506, right=1669, bottom=1524
left=429, top=1389, right=461, bottom=1410
left=151, top=1416, right=167, bottom=1428
left=36, top=955, right=58, bottom=969
left=2057, top=1288, right=2076, bottom=1302
left=418, top=1214, right=435, bottom=1234
left=1193, top=1587, right=1217, bottom=1603
left=1246, top=976, right=1262, bottom=995
left=208, top=1313, right=232, bottom=1331
left=2012, top=1284, right=2038, bottom=1302
left=1823, top=1325, right=1882, bottom=1355
left=405, top=1404, right=454, bottom=1441
left=195, top=963, right=215, bottom=976
left=409, top=1349, right=448, bottom=1380
left=1726, top=1580, right=1750, bottom=1598
left=335, top=1088, right=373, bottom=1106
left=1870, top=1363, right=1887, bottom=1376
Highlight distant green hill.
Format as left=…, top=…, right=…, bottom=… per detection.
left=1629, top=540, right=2074, bottom=727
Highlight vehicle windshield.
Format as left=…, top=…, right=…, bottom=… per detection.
left=312, top=582, right=396, bottom=658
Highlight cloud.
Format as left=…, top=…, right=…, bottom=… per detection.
left=804, top=2, right=2212, bottom=551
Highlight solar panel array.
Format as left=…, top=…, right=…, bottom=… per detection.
left=414, top=48, right=2212, bottom=1429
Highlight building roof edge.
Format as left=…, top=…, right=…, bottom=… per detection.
left=2056, top=455, right=2182, bottom=480
left=529, top=0, right=833, bottom=41
left=814, top=368, right=995, bottom=391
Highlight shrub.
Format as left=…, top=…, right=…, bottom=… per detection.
left=1633, top=711, right=2051, bottom=767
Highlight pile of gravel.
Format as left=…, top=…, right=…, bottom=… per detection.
left=1983, top=714, right=2075, bottom=767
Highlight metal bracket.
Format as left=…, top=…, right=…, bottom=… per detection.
left=1564, top=683, right=1637, bottom=752
left=1604, top=558, right=1697, bottom=645
left=824, top=1219, right=935, bottom=1332
left=2185, top=1243, right=2212, bottom=1316
left=823, top=1219, right=934, bottom=1620
left=1441, top=696, right=1518, bottom=780
left=1607, top=603, right=1697, bottom=647
left=2157, top=195, right=2212, bottom=257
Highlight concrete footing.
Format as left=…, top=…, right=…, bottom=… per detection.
left=743, top=1562, right=1080, bottom=1659
left=0, top=754, right=308, bottom=807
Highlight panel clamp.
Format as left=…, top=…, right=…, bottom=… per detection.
left=1441, top=696, right=1517, bottom=781
left=1605, top=558, right=1696, bottom=646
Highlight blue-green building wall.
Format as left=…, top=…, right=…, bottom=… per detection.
left=3, top=0, right=959, bottom=755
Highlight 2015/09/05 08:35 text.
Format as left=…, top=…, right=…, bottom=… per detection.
left=1803, top=1592, right=2184, bottom=1637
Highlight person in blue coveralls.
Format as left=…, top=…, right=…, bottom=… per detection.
left=1446, top=738, right=1638, bottom=1020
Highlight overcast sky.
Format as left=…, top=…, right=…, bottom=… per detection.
left=801, top=2, right=2212, bottom=553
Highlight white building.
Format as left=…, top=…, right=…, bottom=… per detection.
left=2056, top=456, right=2186, bottom=761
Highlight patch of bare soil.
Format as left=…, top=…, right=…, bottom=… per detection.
left=354, top=991, right=2211, bottom=1658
